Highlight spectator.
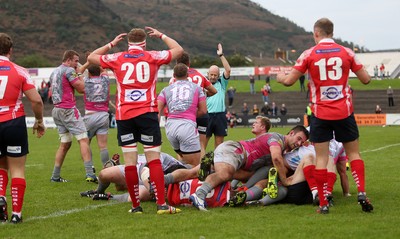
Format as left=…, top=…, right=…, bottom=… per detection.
left=375, top=105, right=382, bottom=114
left=226, top=111, right=237, bottom=128
left=249, top=74, right=255, bottom=94
left=373, top=65, right=378, bottom=79
left=39, top=79, right=49, bottom=103
left=265, top=74, right=270, bottom=84
left=380, top=63, right=385, bottom=79
left=280, top=103, right=287, bottom=115
left=261, top=84, right=270, bottom=103
left=260, top=102, right=270, bottom=116
left=227, top=86, right=236, bottom=108
left=269, top=102, right=278, bottom=116
left=241, top=102, right=249, bottom=116
left=252, top=104, right=260, bottom=116
left=299, top=75, right=306, bottom=92
left=387, top=86, right=394, bottom=107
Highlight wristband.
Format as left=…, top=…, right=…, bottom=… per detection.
left=161, top=34, right=167, bottom=40
left=159, top=33, right=164, bottom=39
left=218, top=53, right=224, bottom=57
left=107, top=43, right=114, bottom=50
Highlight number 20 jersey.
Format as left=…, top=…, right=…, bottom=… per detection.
left=293, top=38, right=364, bottom=120
left=100, top=46, right=172, bottom=120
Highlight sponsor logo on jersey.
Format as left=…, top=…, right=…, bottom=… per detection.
left=141, top=134, right=153, bottom=143
left=120, top=133, right=134, bottom=142
left=316, top=48, right=340, bottom=54
left=124, top=53, right=144, bottom=58
left=7, top=146, right=22, bottom=154
left=125, top=89, right=147, bottom=102
left=321, top=86, right=343, bottom=100
left=179, top=181, right=191, bottom=198
left=0, top=66, right=11, bottom=71
left=0, top=106, right=10, bottom=112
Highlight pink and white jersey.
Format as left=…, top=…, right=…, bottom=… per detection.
left=329, top=139, right=346, bottom=163
left=158, top=80, right=206, bottom=122
left=50, top=64, right=80, bottom=109
left=293, top=38, right=364, bottom=120
left=169, top=67, right=212, bottom=90
left=239, top=133, right=286, bottom=170
left=0, top=56, right=35, bottom=122
left=100, top=46, right=171, bottom=120
left=284, top=144, right=316, bottom=171
left=83, top=73, right=110, bottom=112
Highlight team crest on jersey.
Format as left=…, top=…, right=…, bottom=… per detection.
left=102, top=53, right=122, bottom=62
left=125, top=89, right=147, bottom=102
left=149, top=50, right=169, bottom=60
left=320, top=86, right=343, bottom=100
left=7, top=146, right=21, bottom=154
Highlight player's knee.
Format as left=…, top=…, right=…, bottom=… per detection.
left=121, top=143, right=137, bottom=152
left=59, top=133, right=73, bottom=143
left=143, top=145, right=161, bottom=153
left=75, top=132, right=88, bottom=141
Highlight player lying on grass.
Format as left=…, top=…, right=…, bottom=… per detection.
left=189, top=125, right=309, bottom=211
left=80, top=153, right=189, bottom=201
left=228, top=139, right=350, bottom=207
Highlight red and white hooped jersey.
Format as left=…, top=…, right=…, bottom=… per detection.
left=293, top=38, right=364, bottom=120
left=100, top=46, right=172, bottom=120
left=167, top=178, right=230, bottom=208
left=0, top=56, right=35, bottom=122
left=169, top=67, right=212, bottom=90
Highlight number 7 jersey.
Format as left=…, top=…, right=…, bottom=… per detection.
left=100, top=46, right=172, bottom=120
left=293, top=38, right=364, bottom=120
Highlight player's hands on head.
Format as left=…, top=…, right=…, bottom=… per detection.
left=111, top=33, right=127, bottom=46
left=145, top=26, right=162, bottom=38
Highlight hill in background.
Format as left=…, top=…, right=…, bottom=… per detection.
left=0, top=0, right=355, bottom=66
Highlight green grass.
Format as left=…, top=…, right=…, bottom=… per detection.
left=108, top=78, right=400, bottom=95
left=1, top=126, right=400, bottom=238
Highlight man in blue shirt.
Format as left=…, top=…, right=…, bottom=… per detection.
left=204, top=43, right=231, bottom=150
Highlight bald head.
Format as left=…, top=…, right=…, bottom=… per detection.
left=207, top=65, right=220, bottom=83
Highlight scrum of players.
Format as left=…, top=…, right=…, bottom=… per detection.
left=0, top=17, right=373, bottom=224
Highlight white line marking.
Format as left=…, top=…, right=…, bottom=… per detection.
left=26, top=164, right=44, bottom=167
left=25, top=201, right=121, bottom=222
left=4, top=143, right=398, bottom=224
left=361, top=143, right=400, bottom=154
